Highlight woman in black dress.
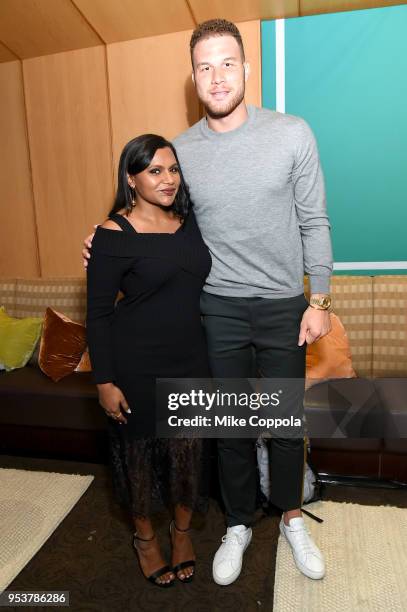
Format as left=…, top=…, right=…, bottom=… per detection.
left=86, top=135, right=211, bottom=587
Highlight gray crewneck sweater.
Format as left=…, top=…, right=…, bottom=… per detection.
left=173, top=105, right=333, bottom=298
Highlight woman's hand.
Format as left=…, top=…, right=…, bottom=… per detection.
left=97, top=382, right=131, bottom=424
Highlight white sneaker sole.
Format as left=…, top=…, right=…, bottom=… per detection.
left=212, top=529, right=253, bottom=586
left=279, top=521, right=325, bottom=580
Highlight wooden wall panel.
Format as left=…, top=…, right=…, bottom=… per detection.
left=188, top=0, right=406, bottom=21
left=261, top=0, right=300, bottom=19
left=0, top=0, right=102, bottom=59
left=239, top=20, right=262, bottom=107
left=183, top=0, right=261, bottom=23
left=1, top=1, right=407, bottom=60
left=0, top=41, right=18, bottom=63
left=300, top=0, right=407, bottom=15
left=23, top=47, right=114, bottom=277
left=0, top=61, right=39, bottom=277
left=188, top=0, right=299, bottom=22
left=73, top=0, right=195, bottom=43
left=107, top=29, right=200, bottom=171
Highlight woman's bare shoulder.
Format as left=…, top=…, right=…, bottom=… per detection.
left=100, top=218, right=123, bottom=231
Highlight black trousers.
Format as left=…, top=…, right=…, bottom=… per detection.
left=200, top=292, right=308, bottom=527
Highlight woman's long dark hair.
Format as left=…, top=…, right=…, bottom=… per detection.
left=110, top=134, right=191, bottom=219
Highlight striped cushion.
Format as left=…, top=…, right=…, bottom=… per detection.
left=13, top=278, right=87, bottom=323
left=373, top=275, right=407, bottom=377
left=305, top=275, right=373, bottom=377
left=0, top=280, right=17, bottom=316
left=4, top=275, right=406, bottom=377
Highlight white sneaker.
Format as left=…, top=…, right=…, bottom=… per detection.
left=212, top=525, right=252, bottom=585
left=279, top=517, right=325, bottom=580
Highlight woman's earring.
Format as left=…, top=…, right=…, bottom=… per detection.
left=130, top=186, right=136, bottom=207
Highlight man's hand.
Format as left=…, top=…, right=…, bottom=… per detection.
left=298, top=307, right=331, bottom=346
left=82, top=225, right=98, bottom=269
left=97, top=382, right=131, bottom=424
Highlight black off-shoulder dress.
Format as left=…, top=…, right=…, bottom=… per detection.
left=86, top=210, right=212, bottom=517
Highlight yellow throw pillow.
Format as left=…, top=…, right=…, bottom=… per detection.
left=38, top=308, right=87, bottom=382
left=0, top=306, right=43, bottom=371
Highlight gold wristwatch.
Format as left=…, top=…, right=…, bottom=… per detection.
left=309, top=295, right=332, bottom=311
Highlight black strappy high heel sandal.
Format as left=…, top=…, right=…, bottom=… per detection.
left=133, top=533, right=174, bottom=588
left=169, top=520, right=196, bottom=583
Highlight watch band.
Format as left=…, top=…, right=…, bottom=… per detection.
left=309, top=295, right=332, bottom=311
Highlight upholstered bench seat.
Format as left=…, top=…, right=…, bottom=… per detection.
left=1, top=275, right=406, bottom=480
left=304, top=378, right=382, bottom=438
left=0, top=365, right=104, bottom=431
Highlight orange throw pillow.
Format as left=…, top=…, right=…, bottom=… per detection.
left=74, top=348, right=92, bottom=373
left=306, top=312, right=356, bottom=381
left=39, top=308, right=87, bottom=382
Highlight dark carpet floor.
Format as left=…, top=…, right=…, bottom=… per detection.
left=1, top=454, right=406, bottom=612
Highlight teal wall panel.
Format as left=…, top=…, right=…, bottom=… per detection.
left=261, top=6, right=407, bottom=273
left=261, top=20, right=276, bottom=112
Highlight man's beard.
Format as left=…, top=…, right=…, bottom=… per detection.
left=203, top=84, right=245, bottom=120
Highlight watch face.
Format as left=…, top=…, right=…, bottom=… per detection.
left=311, top=296, right=331, bottom=308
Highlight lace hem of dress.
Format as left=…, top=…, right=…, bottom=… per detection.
left=107, top=423, right=209, bottom=518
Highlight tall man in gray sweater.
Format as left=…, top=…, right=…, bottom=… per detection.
left=174, top=19, right=332, bottom=585
left=84, top=18, right=333, bottom=586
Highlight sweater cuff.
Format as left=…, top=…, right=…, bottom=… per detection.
left=309, top=275, right=331, bottom=295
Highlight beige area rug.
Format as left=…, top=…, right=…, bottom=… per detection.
left=0, top=468, right=94, bottom=592
left=274, top=500, right=407, bottom=612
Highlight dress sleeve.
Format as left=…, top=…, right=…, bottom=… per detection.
left=86, top=242, right=132, bottom=384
